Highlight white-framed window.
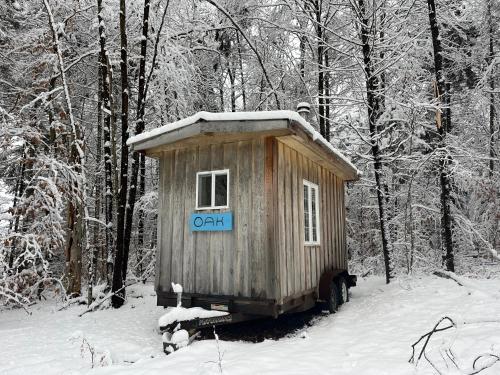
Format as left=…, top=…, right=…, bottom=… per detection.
left=196, top=169, right=229, bottom=210
left=303, top=179, right=320, bottom=245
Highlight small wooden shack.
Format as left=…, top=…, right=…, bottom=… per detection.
left=128, top=109, right=360, bottom=319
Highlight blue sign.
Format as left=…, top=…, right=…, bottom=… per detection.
left=190, top=212, right=233, bottom=231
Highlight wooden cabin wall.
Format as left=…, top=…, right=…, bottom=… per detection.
left=155, top=137, right=274, bottom=299
left=273, top=139, right=347, bottom=303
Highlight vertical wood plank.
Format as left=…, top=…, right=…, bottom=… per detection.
left=340, top=180, right=347, bottom=269
left=237, top=140, right=252, bottom=296
left=265, top=137, right=277, bottom=299
left=309, top=159, right=316, bottom=288
left=297, top=153, right=305, bottom=292
left=222, top=142, right=237, bottom=296
left=182, top=146, right=198, bottom=292
left=283, top=145, right=293, bottom=295
left=277, top=141, right=288, bottom=298
left=159, top=151, right=174, bottom=290
left=209, top=144, right=224, bottom=294
left=290, top=148, right=300, bottom=295
left=319, top=166, right=326, bottom=277
left=303, top=156, right=310, bottom=290
left=195, top=145, right=211, bottom=294
left=154, top=157, right=164, bottom=291
left=251, top=138, right=266, bottom=297
left=331, top=173, right=337, bottom=268
left=324, top=167, right=330, bottom=271
left=272, top=138, right=281, bottom=301
left=336, top=174, right=341, bottom=268
left=327, top=170, right=333, bottom=269
left=170, top=149, right=186, bottom=286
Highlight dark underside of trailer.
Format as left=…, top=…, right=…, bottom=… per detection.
left=157, top=270, right=357, bottom=330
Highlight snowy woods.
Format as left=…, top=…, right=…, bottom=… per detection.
left=0, top=0, right=498, bottom=310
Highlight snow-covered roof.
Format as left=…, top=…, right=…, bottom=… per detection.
left=128, top=110, right=360, bottom=179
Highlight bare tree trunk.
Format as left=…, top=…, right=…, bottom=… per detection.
left=324, top=45, right=330, bottom=140
left=487, top=0, right=498, bottom=253
left=109, top=60, right=118, bottom=208
left=137, top=153, right=146, bottom=277
left=236, top=33, right=247, bottom=110
left=314, top=0, right=326, bottom=138
left=112, top=0, right=131, bottom=308
left=206, top=0, right=280, bottom=109
left=119, top=0, right=151, bottom=308
left=228, top=63, right=236, bottom=112
left=97, top=0, right=114, bottom=284
left=43, top=0, right=90, bottom=296
left=488, top=1, right=496, bottom=177
left=89, top=58, right=102, bottom=303
left=357, top=0, right=393, bottom=283
left=427, top=0, right=454, bottom=272
left=8, top=159, right=25, bottom=269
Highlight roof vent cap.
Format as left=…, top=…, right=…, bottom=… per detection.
left=296, top=102, right=310, bottom=119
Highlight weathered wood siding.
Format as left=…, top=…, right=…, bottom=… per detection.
left=273, top=138, right=347, bottom=302
left=156, top=133, right=348, bottom=304
left=155, top=137, right=273, bottom=299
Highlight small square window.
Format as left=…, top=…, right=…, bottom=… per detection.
left=196, top=170, right=229, bottom=210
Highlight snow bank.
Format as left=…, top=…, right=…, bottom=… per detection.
left=158, top=306, right=228, bottom=328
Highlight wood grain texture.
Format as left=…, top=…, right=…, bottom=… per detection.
left=274, top=140, right=348, bottom=301
left=156, top=134, right=349, bottom=303
left=156, top=137, right=268, bottom=298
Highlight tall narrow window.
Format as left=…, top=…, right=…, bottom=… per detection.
left=303, top=180, right=320, bottom=245
left=196, top=170, right=229, bottom=210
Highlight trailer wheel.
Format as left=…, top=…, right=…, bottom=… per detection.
left=337, top=277, right=349, bottom=305
left=326, top=282, right=339, bottom=313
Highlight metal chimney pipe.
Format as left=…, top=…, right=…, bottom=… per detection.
left=296, top=102, right=311, bottom=120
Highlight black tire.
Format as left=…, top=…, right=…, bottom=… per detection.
left=326, top=282, right=339, bottom=313
left=337, top=277, right=349, bottom=305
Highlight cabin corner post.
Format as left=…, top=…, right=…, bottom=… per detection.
left=153, top=156, right=164, bottom=293
left=265, top=136, right=280, bottom=302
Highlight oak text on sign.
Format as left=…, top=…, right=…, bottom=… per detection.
left=190, top=212, right=233, bottom=231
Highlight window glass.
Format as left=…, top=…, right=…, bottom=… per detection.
left=303, top=180, right=319, bottom=244
left=311, top=187, right=317, bottom=242
left=198, top=174, right=212, bottom=208
left=304, top=184, right=310, bottom=242
left=214, top=174, right=228, bottom=206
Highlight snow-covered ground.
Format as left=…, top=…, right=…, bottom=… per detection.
left=1, top=276, right=499, bottom=375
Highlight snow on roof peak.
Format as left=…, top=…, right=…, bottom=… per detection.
left=127, top=110, right=360, bottom=178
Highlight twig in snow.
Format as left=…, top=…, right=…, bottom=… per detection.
left=471, top=354, right=500, bottom=374
left=409, top=316, right=456, bottom=365
left=433, top=270, right=464, bottom=286
left=433, top=270, right=500, bottom=299
left=205, top=326, right=225, bottom=373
